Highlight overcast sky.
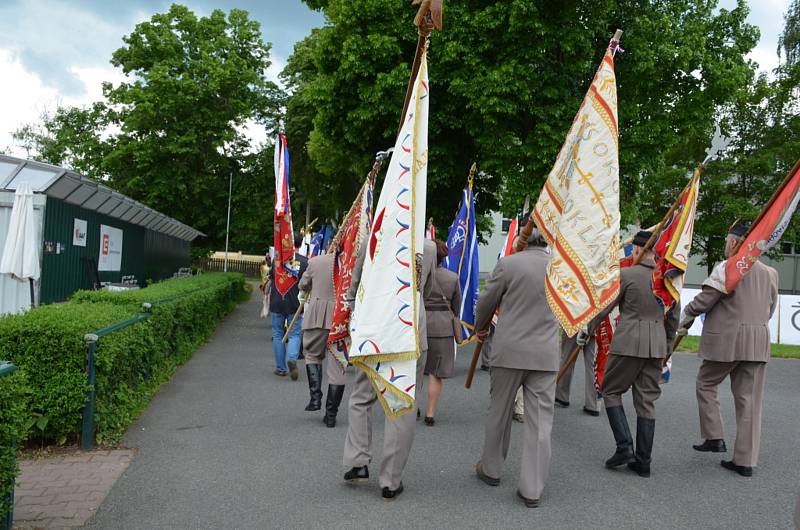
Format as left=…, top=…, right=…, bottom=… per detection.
left=0, top=0, right=788, bottom=157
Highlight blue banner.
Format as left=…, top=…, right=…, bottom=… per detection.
left=444, top=183, right=479, bottom=342
left=309, top=224, right=335, bottom=257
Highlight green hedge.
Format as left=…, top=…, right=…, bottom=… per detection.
left=0, top=368, right=30, bottom=520
left=0, top=273, right=245, bottom=446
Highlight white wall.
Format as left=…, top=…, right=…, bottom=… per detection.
left=682, top=287, right=800, bottom=345
left=477, top=211, right=508, bottom=274
left=0, top=191, right=46, bottom=315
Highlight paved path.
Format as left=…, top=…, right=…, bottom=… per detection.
left=14, top=449, right=134, bottom=529
left=86, top=290, right=800, bottom=529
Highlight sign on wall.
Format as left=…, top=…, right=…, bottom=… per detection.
left=98, top=224, right=123, bottom=272
left=778, top=295, right=800, bottom=345
left=73, top=218, right=87, bottom=247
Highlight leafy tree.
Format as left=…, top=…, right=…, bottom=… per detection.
left=10, top=105, right=108, bottom=177
left=287, top=0, right=759, bottom=238
left=687, top=0, right=800, bottom=270
left=101, top=4, right=282, bottom=251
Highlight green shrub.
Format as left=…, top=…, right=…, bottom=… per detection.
left=0, top=273, right=246, bottom=446
left=71, top=273, right=245, bottom=308
left=0, top=368, right=31, bottom=520
left=0, top=303, right=137, bottom=442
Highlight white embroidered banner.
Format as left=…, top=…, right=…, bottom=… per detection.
left=533, top=44, right=621, bottom=337
left=349, top=50, right=429, bottom=419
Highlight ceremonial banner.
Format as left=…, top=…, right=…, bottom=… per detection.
left=444, top=175, right=479, bottom=343
left=705, top=159, right=800, bottom=294
left=309, top=224, right=334, bottom=257
left=652, top=170, right=701, bottom=310
left=326, top=180, right=375, bottom=370
left=349, top=50, right=429, bottom=418
left=273, top=133, right=297, bottom=295
left=502, top=217, right=519, bottom=258
left=532, top=40, right=622, bottom=337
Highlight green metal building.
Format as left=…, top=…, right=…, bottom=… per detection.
left=0, top=155, right=203, bottom=309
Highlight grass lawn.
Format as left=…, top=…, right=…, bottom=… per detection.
left=677, top=335, right=800, bottom=359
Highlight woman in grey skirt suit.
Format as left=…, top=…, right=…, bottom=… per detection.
left=423, top=240, right=462, bottom=426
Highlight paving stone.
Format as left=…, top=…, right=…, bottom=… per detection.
left=13, top=449, right=134, bottom=529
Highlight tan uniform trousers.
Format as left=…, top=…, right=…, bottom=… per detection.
left=555, top=339, right=599, bottom=412
left=696, top=360, right=767, bottom=467
left=342, top=350, right=427, bottom=490
left=481, top=367, right=555, bottom=501
left=602, top=354, right=662, bottom=419
left=303, top=328, right=346, bottom=386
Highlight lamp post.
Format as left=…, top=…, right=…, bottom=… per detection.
left=224, top=167, right=233, bottom=273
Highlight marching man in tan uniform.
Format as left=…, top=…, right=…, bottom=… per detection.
left=473, top=228, right=559, bottom=508
left=555, top=315, right=601, bottom=416
left=679, top=221, right=778, bottom=477
left=342, top=239, right=436, bottom=500
left=599, top=230, right=679, bottom=478
left=298, top=252, right=347, bottom=427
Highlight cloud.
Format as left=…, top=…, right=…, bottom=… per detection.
left=718, top=0, right=790, bottom=74
left=0, top=49, right=124, bottom=157
left=0, top=0, right=135, bottom=95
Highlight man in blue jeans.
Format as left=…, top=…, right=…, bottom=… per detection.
left=270, top=233, right=308, bottom=380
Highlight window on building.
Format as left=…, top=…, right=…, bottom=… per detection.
left=501, top=218, right=513, bottom=234
left=781, top=241, right=794, bottom=255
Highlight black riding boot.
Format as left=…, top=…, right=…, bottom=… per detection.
left=304, top=364, right=323, bottom=411
left=605, top=406, right=635, bottom=468
left=628, top=417, right=655, bottom=477
left=324, top=384, right=346, bottom=428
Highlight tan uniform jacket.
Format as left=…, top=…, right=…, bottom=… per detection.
left=683, top=260, right=778, bottom=362
left=299, top=253, right=336, bottom=330
left=601, top=261, right=679, bottom=359
left=348, top=239, right=435, bottom=351
left=424, top=266, right=462, bottom=338
left=475, top=246, right=560, bottom=371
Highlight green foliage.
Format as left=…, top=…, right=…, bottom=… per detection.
left=102, top=5, right=282, bottom=253
left=10, top=105, right=109, bottom=177
left=673, top=2, right=800, bottom=269
left=0, top=369, right=31, bottom=520
left=287, top=0, right=759, bottom=236
left=0, top=273, right=245, bottom=446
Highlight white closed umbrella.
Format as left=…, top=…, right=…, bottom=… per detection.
left=0, top=183, right=40, bottom=307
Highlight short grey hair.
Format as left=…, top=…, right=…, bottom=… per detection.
left=527, top=227, right=547, bottom=248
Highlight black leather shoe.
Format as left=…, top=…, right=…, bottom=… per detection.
left=382, top=482, right=404, bottom=500
left=606, top=448, right=636, bottom=468
left=583, top=407, right=600, bottom=417
left=627, top=461, right=651, bottom=477
left=517, top=490, right=540, bottom=508
left=555, top=398, right=570, bottom=408
left=424, top=416, right=435, bottom=426
left=288, top=360, right=299, bottom=381
left=480, top=364, right=489, bottom=371
left=512, top=413, right=524, bottom=423
left=475, top=462, right=500, bottom=486
left=721, top=460, right=753, bottom=477
left=693, top=439, right=727, bottom=453
left=344, top=465, right=369, bottom=483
